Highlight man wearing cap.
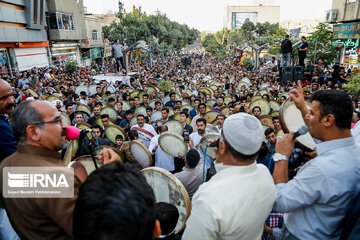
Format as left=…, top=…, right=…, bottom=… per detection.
left=272, top=82, right=360, bottom=239
left=183, top=113, right=277, bottom=239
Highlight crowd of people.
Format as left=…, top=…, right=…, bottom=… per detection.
left=0, top=46, right=359, bottom=240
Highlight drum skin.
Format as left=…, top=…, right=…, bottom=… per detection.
left=141, top=167, right=191, bottom=234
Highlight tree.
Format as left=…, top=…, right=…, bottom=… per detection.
left=307, top=23, right=337, bottom=66
left=102, top=6, right=199, bottom=51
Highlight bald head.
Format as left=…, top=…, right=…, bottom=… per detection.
left=0, top=79, right=15, bottom=114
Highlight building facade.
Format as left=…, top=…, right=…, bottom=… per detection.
left=0, top=0, right=50, bottom=74
left=46, top=0, right=86, bottom=66
left=328, top=0, right=360, bottom=66
left=225, top=3, right=280, bottom=30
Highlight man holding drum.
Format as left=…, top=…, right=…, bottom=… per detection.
left=272, top=81, right=360, bottom=239
left=183, top=113, right=276, bottom=239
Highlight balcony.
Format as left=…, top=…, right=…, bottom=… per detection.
left=80, top=39, right=103, bottom=48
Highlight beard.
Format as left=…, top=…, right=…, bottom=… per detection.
left=198, top=129, right=205, bottom=134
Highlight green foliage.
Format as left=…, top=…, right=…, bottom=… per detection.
left=157, top=80, right=174, bottom=93
left=65, top=59, right=78, bottom=73
left=103, top=6, right=199, bottom=51
left=267, top=27, right=288, bottom=55
left=307, top=23, right=337, bottom=66
left=242, top=58, right=252, bottom=69
left=343, top=75, right=360, bottom=97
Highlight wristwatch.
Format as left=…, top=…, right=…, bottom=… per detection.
left=273, top=153, right=289, bottom=162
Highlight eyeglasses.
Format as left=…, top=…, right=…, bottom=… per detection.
left=29, top=116, right=62, bottom=126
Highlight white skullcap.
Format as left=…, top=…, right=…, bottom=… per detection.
left=222, top=113, right=264, bottom=155
left=26, top=97, right=34, bottom=101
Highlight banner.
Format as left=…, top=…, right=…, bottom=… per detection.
left=333, top=22, right=360, bottom=39
left=90, top=48, right=102, bottom=59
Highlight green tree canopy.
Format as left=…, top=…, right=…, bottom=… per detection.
left=103, top=6, right=200, bottom=51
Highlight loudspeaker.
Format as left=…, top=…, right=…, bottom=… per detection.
left=281, top=67, right=293, bottom=85
left=293, top=65, right=304, bottom=81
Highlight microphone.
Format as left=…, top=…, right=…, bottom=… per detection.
left=65, top=127, right=93, bottom=141
left=293, top=125, right=308, bottom=139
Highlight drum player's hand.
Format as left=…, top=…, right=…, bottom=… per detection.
left=275, top=132, right=295, bottom=157
left=289, top=80, right=306, bottom=109
left=99, top=148, right=120, bottom=165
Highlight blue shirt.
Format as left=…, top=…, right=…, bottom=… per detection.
left=274, top=137, right=360, bottom=239
left=0, top=115, right=17, bottom=162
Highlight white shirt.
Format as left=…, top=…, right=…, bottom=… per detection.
left=189, top=132, right=211, bottom=169
left=182, top=163, right=277, bottom=240
left=148, top=135, right=174, bottom=171
left=131, top=124, right=157, bottom=148
left=351, top=121, right=360, bottom=145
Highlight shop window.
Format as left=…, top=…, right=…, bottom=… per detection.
left=92, top=30, right=98, bottom=40
left=48, top=12, right=75, bottom=31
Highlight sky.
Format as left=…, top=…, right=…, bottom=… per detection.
left=83, top=0, right=333, bottom=32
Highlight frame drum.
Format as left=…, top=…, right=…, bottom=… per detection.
left=159, top=132, right=187, bottom=157
left=141, top=167, right=191, bottom=234
left=164, top=120, right=184, bottom=136
left=200, top=133, right=221, bottom=159
left=130, top=140, right=153, bottom=168
left=279, top=99, right=316, bottom=151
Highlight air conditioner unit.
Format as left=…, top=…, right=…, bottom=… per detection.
left=326, top=10, right=338, bottom=23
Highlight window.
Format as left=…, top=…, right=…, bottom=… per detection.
left=48, top=12, right=75, bottom=30
left=40, top=0, right=44, bottom=25
left=33, top=0, right=38, bottom=24
left=347, top=0, right=356, bottom=3
left=92, top=30, right=98, bottom=40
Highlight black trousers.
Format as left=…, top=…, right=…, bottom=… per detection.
left=115, top=57, right=125, bottom=71
left=298, top=54, right=306, bottom=67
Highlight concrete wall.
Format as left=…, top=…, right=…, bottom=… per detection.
left=84, top=16, right=105, bottom=41
left=225, top=5, right=280, bottom=29
left=47, top=0, right=86, bottom=41
left=331, top=0, right=360, bottom=22
left=0, top=0, right=47, bottom=42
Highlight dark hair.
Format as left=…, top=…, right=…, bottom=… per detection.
left=161, top=108, right=169, bottom=113
left=128, top=130, right=138, bottom=140
left=116, top=134, right=124, bottom=141
left=311, top=90, right=353, bottom=129
left=146, top=106, right=153, bottom=111
left=134, top=96, right=140, bottom=100
left=196, top=118, right=206, bottom=126
left=100, top=114, right=109, bottom=119
left=198, top=103, right=206, bottom=108
left=125, top=110, right=133, bottom=115
left=73, top=162, right=156, bottom=240
left=216, top=114, right=226, bottom=120
left=194, top=98, right=201, bottom=103
left=91, top=124, right=101, bottom=130
left=272, top=116, right=279, bottom=121
left=80, top=91, right=87, bottom=96
left=155, top=101, right=161, bottom=106
left=180, top=111, right=189, bottom=118
left=264, top=128, right=275, bottom=136
left=169, top=92, right=175, bottom=97
left=186, top=149, right=200, bottom=168
left=108, top=97, right=115, bottom=102
left=355, top=111, right=360, bottom=119
left=252, top=106, right=261, bottom=113
left=65, top=104, right=73, bottom=110
left=258, top=142, right=268, bottom=159
left=155, top=202, right=179, bottom=236
left=173, top=106, right=180, bottom=111
left=11, top=100, right=44, bottom=142
left=137, top=114, right=145, bottom=119
left=158, top=124, right=168, bottom=133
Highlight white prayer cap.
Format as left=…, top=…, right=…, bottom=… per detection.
left=222, top=113, right=263, bottom=155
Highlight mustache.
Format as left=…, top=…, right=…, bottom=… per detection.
left=6, top=103, right=15, bottom=109
left=198, top=129, right=205, bottom=134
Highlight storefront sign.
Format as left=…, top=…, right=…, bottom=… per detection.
left=90, top=48, right=102, bottom=59
left=332, top=39, right=360, bottom=49
left=333, top=22, right=360, bottom=39
left=104, top=46, right=112, bottom=57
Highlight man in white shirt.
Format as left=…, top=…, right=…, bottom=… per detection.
left=148, top=125, right=174, bottom=172
left=189, top=118, right=211, bottom=169
left=183, top=113, right=277, bottom=240
left=131, top=114, right=157, bottom=148
left=190, top=103, right=207, bottom=131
